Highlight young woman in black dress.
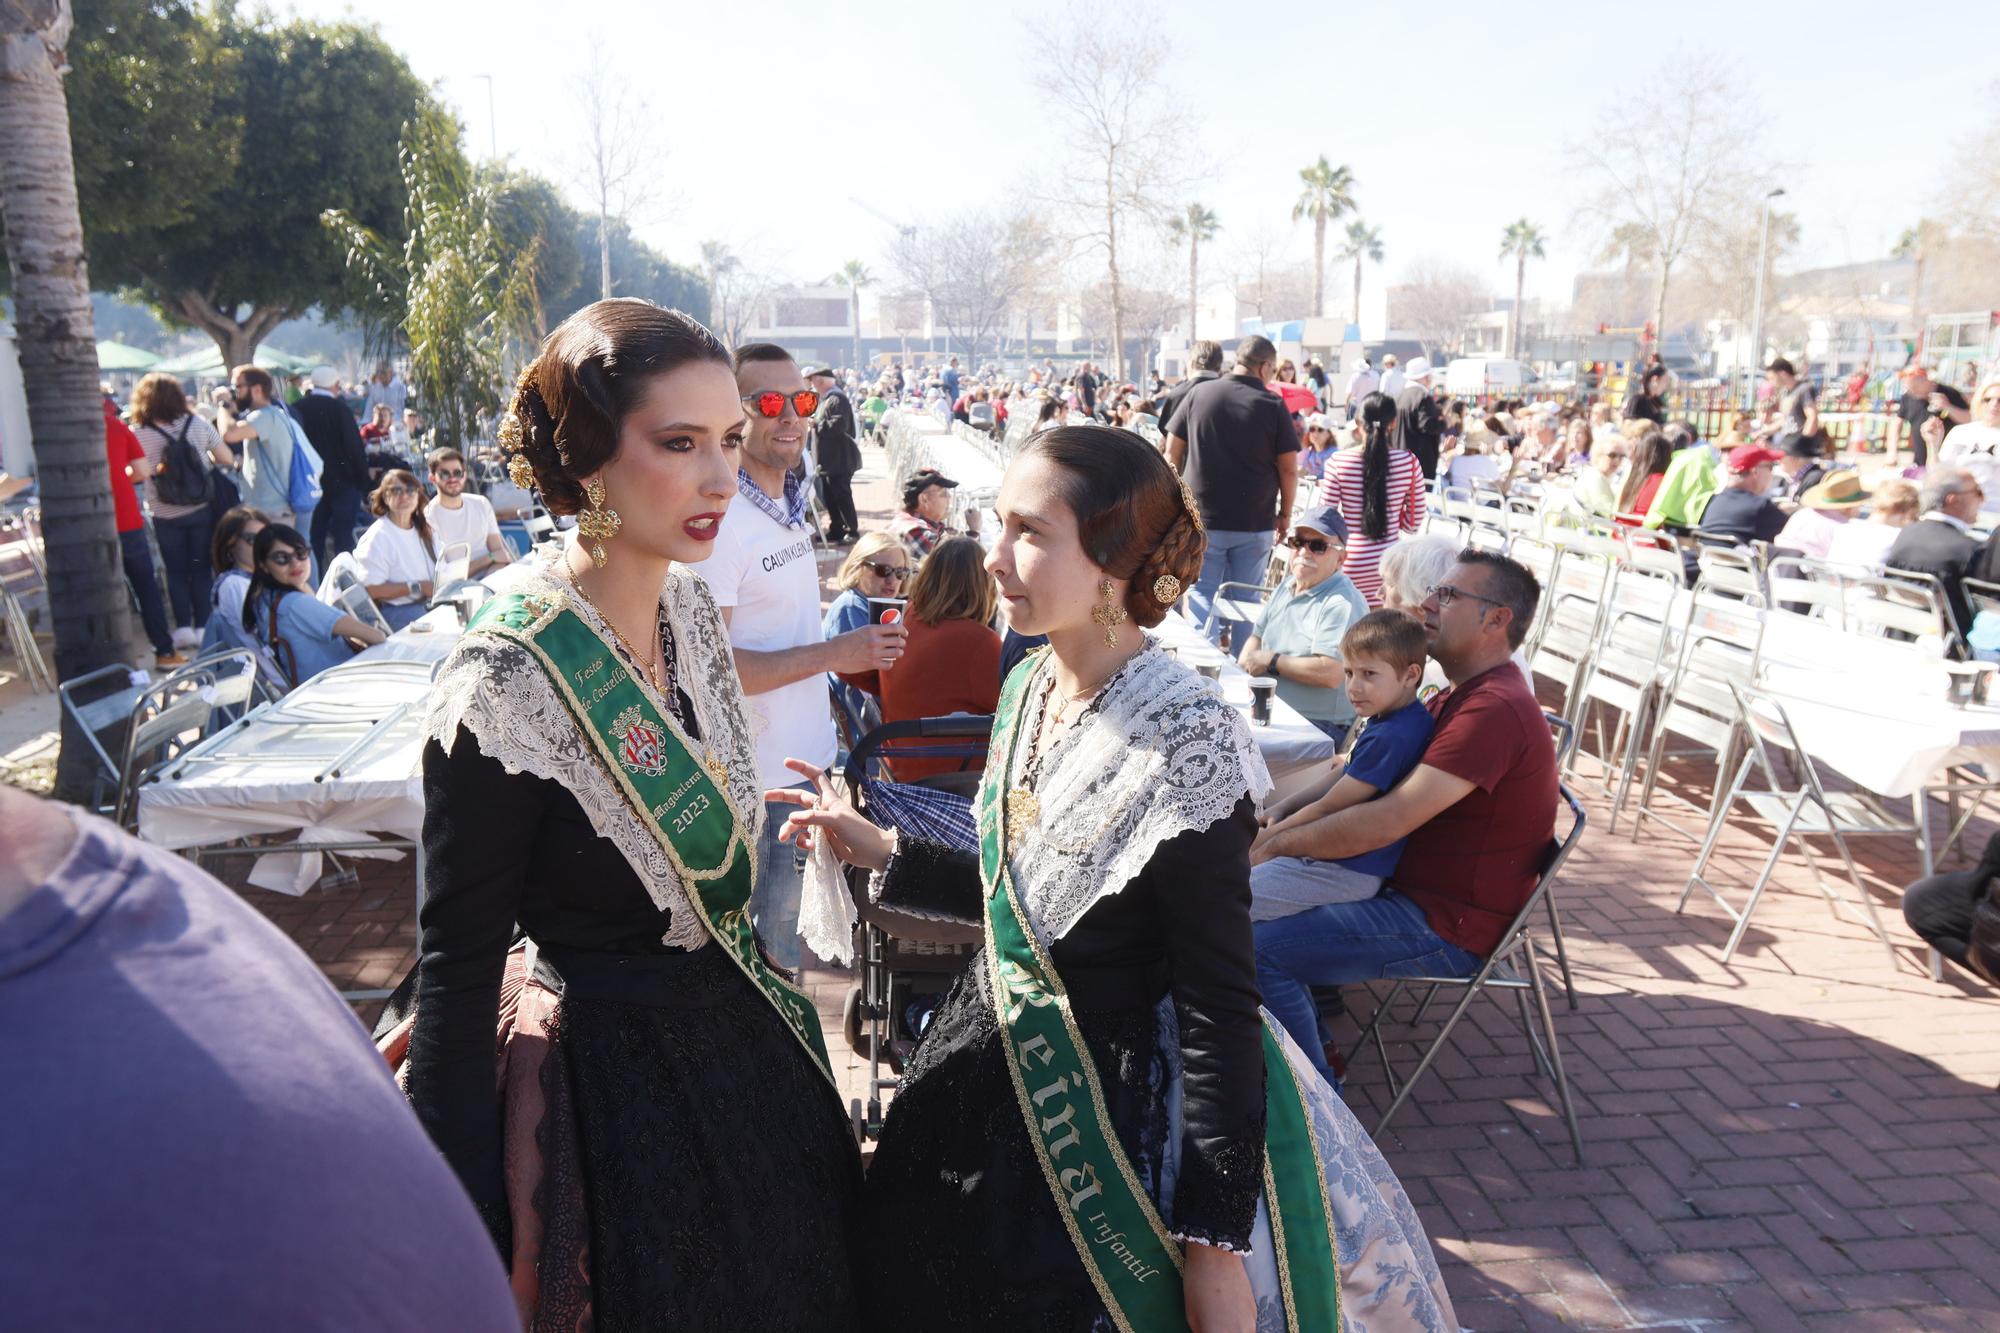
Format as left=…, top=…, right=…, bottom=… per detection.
left=389, top=300, right=861, bottom=1330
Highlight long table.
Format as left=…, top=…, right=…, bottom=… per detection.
left=1150, top=611, right=1339, bottom=803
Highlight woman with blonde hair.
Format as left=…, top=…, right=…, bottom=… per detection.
left=838, top=534, right=1000, bottom=783
left=1826, top=477, right=1921, bottom=570
left=823, top=532, right=914, bottom=730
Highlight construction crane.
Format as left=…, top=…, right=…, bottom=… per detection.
left=848, top=197, right=917, bottom=240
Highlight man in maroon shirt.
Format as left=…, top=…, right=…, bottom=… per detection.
left=1252, top=549, right=1558, bottom=1077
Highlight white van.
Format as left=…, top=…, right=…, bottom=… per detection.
left=1445, top=357, right=1539, bottom=397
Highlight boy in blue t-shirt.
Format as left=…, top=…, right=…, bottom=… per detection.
left=1248, top=609, right=1435, bottom=920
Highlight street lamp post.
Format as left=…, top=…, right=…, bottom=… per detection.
left=1746, top=186, right=1785, bottom=410
left=473, top=74, right=497, bottom=160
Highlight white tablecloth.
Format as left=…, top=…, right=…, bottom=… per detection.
left=136, top=661, right=434, bottom=893
left=1758, top=660, right=2000, bottom=799
left=1150, top=612, right=1338, bottom=802
left=352, top=604, right=463, bottom=665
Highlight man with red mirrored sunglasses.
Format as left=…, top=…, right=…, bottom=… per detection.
left=803, top=364, right=862, bottom=545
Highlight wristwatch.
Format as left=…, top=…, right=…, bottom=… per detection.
left=1265, top=654, right=1281, bottom=678
left=406, top=580, right=420, bottom=598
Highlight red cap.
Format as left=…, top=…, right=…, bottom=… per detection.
left=1727, top=444, right=1783, bottom=472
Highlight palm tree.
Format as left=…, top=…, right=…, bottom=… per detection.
left=699, top=239, right=738, bottom=335
left=1, top=1, right=144, bottom=799
left=1164, top=203, right=1220, bottom=351
left=1292, top=156, right=1355, bottom=319
left=1336, top=220, right=1384, bottom=329
left=835, top=259, right=872, bottom=372
left=1893, top=220, right=1935, bottom=357
left=1498, top=219, right=1547, bottom=359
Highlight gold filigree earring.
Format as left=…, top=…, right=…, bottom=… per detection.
left=1090, top=577, right=1127, bottom=648
left=576, top=476, right=621, bottom=568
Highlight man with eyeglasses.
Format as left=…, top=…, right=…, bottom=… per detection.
left=1236, top=505, right=1367, bottom=744
left=692, top=343, right=907, bottom=971
left=1250, top=549, right=1557, bottom=1081
left=423, top=447, right=509, bottom=577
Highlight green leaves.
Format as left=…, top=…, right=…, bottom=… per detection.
left=323, top=102, right=537, bottom=453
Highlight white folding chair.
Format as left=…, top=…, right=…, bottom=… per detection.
left=1348, top=783, right=1589, bottom=1162
left=1846, top=573, right=1956, bottom=657
left=1566, top=556, right=1685, bottom=829
left=1678, top=682, right=1909, bottom=966
left=1631, top=595, right=1766, bottom=846
left=318, top=553, right=395, bottom=638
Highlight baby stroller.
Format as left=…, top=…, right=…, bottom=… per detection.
left=838, top=714, right=991, bottom=1144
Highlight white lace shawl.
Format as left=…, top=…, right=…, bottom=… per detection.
left=989, top=641, right=1272, bottom=945
left=425, top=547, right=761, bottom=951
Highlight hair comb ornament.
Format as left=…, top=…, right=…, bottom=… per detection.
left=1152, top=574, right=1182, bottom=605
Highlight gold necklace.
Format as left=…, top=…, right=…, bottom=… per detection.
left=561, top=572, right=666, bottom=696
left=1005, top=657, right=1130, bottom=843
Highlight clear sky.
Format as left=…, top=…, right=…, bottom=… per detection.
left=285, top=0, right=1990, bottom=315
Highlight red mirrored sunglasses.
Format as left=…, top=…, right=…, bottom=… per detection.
left=741, top=389, right=820, bottom=419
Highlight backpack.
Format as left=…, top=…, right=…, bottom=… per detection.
left=152, top=417, right=213, bottom=507
left=281, top=407, right=325, bottom=513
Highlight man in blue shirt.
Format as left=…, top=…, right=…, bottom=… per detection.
left=1237, top=504, right=1368, bottom=743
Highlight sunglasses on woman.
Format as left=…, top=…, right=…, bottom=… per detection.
left=267, top=549, right=309, bottom=568
left=861, top=561, right=910, bottom=581
left=1283, top=535, right=1333, bottom=554
left=741, top=389, right=820, bottom=419
left=383, top=484, right=416, bottom=497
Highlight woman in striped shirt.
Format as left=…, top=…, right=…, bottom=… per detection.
left=1318, top=390, right=1425, bottom=605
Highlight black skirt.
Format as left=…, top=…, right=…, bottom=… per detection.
left=859, top=954, right=1172, bottom=1333
left=547, top=945, right=864, bottom=1332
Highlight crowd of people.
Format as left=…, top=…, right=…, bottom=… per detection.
left=21, top=287, right=2000, bottom=1331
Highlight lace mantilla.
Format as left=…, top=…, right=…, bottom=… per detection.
left=426, top=544, right=761, bottom=951
left=989, top=641, right=1271, bottom=944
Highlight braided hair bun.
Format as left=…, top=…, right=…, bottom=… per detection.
left=1027, top=425, right=1208, bottom=629
left=499, top=298, right=729, bottom=518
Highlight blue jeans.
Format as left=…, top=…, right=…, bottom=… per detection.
left=152, top=509, right=214, bottom=630
left=379, top=599, right=428, bottom=631
left=1254, top=888, right=1482, bottom=1080
left=119, top=528, right=174, bottom=656
left=754, top=786, right=810, bottom=971
left=1187, top=529, right=1275, bottom=646
left=1308, top=718, right=1349, bottom=745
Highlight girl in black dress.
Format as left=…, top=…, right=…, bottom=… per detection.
left=388, top=300, right=861, bottom=1331
left=776, top=428, right=1455, bottom=1332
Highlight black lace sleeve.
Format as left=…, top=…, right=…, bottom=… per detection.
left=870, top=834, right=983, bottom=924
left=405, top=729, right=543, bottom=1254
left=1155, top=796, right=1266, bottom=1251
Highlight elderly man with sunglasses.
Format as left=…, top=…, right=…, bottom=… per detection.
left=1250, top=549, right=1559, bottom=1082
left=1236, top=505, right=1368, bottom=745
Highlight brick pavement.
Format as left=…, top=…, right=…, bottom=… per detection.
left=222, top=441, right=2000, bottom=1331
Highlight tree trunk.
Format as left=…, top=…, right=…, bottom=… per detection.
left=0, top=3, right=139, bottom=802
left=1312, top=215, right=1326, bottom=320
left=598, top=210, right=612, bottom=299
left=1352, top=256, right=1363, bottom=330
left=1105, top=170, right=1124, bottom=383
left=1652, top=263, right=1672, bottom=360
left=1187, top=236, right=1198, bottom=350
left=1512, top=252, right=1526, bottom=359
left=850, top=284, right=861, bottom=372
left=167, top=289, right=290, bottom=373
left=1910, top=246, right=1927, bottom=358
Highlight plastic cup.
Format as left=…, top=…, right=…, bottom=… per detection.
left=1248, top=676, right=1276, bottom=725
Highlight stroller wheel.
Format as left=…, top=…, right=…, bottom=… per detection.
left=850, top=1097, right=867, bottom=1144
left=842, top=984, right=873, bottom=1059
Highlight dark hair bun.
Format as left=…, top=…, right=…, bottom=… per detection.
left=500, top=298, right=729, bottom=518
left=1126, top=498, right=1204, bottom=629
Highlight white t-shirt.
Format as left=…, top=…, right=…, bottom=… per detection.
left=353, top=519, right=437, bottom=605
left=1380, top=368, right=1406, bottom=398
left=1824, top=519, right=1902, bottom=572
left=689, top=489, right=835, bottom=790
left=425, top=493, right=500, bottom=560
left=1939, top=422, right=2000, bottom=511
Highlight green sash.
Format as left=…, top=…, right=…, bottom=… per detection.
left=980, top=652, right=1340, bottom=1332
left=468, top=589, right=834, bottom=1085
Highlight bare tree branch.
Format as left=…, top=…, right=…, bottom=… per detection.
left=570, top=38, right=662, bottom=301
